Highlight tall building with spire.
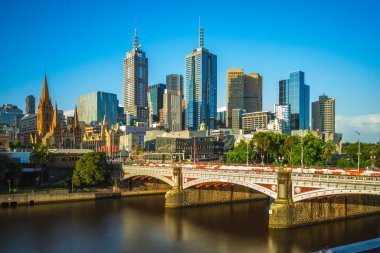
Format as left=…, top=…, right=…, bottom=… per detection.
left=185, top=21, right=217, bottom=130
left=123, top=29, right=148, bottom=123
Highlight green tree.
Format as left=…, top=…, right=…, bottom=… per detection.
left=72, top=152, right=109, bottom=187
left=284, top=135, right=299, bottom=165
left=30, top=144, right=54, bottom=183
left=266, top=132, right=286, bottom=164
left=253, top=132, right=270, bottom=165
left=10, top=140, right=24, bottom=150
left=226, top=140, right=250, bottom=164
left=322, top=141, right=336, bottom=166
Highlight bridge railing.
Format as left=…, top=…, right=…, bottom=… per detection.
left=291, top=173, right=380, bottom=185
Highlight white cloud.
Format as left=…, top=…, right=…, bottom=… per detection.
left=336, top=114, right=380, bottom=143
left=217, top=106, right=226, bottom=112
left=64, top=109, right=74, bottom=117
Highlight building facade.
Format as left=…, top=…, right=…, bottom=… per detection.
left=242, top=111, right=274, bottom=132
left=278, top=71, right=310, bottom=130
left=163, top=89, right=182, bottom=131
left=18, top=114, right=37, bottom=145
left=123, top=29, right=148, bottom=122
left=25, top=95, right=35, bottom=115
left=0, top=104, right=24, bottom=127
left=77, top=91, right=118, bottom=125
left=232, top=108, right=245, bottom=130
left=226, top=69, right=262, bottom=128
left=274, top=104, right=291, bottom=135
left=185, top=24, right=217, bottom=130
left=312, top=94, right=335, bottom=133
left=166, top=74, right=184, bottom=98
left=149, top=83, right=166, bottom=122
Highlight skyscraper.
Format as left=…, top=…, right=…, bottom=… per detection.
left=278, top=71, right=310, bottom=130
left=25, top=95, right=35, bottom=115
left=312, top=94, right=335, bottom=133
left=149, top=83, right=166, bottom=122
left=226, top=69, right=262, bottom=128
left=124, top=29, right=148, bottom=122
left=166, top=74, right=183, bottom=98
left=77, top=91, right=119, bottom=125
left=185, top=22, right=217, bottom=130
left=163, top=89, right=182, bottom=131
left=274, top=104, right=291, bottom=135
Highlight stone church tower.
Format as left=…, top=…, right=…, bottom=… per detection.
left=37, top=73, right=54, bottom=136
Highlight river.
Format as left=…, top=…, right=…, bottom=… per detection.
left=0, top=195, right=379, bottom=253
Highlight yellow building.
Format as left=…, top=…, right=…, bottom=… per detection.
left=226, top=69, right=262, bottom=128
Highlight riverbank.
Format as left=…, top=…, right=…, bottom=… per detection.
left=0, top=189, right=167, bottom=207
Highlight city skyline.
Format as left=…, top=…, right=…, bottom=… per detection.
left=0, top=0, right=379, bottom=142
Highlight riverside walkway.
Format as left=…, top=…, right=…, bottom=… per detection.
left=310, top=238, right=380, bottom=253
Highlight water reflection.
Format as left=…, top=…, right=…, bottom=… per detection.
left=0, top=196, right=379, bottom=253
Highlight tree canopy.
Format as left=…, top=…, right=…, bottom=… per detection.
left=226, top=132, right=379, bottom=168
left=72, top=152, right=109, bottom=187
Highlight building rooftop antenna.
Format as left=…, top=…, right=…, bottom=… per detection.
left=199, top=17, right=204, bottom=48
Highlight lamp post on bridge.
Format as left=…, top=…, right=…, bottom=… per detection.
left=243, top=134, right=252, bottom=166
left=278, top=156, right=284, bottom=171
left=355, top=131, right=361, bottom=170
left=301, top=129, right=304, bottom=172
left=370, top=152, right=376, bottom=169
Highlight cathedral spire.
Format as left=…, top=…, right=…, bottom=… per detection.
left=37, top=73, right=54, bottom=135
left=41, top=72, right=50, bottom=102
left=50, top=102, right=61, bottom=135
left=73, top=105, right=79, bottom=129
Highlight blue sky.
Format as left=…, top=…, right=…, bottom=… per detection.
left=0, top=0, right=379, bottom=142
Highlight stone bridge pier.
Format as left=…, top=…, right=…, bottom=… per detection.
left=165, top=166, right=267, bottom=208
left=268, top=169, right=380, bottom=228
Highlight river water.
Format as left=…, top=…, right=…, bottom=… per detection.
left=0, top=195, right=379, bottom=253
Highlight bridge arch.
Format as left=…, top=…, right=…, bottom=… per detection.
left=183, top=178, right=277, bottom=198
left=293, top=188, right=380, bottom=202
left=123, top=173, right=175, bottom=187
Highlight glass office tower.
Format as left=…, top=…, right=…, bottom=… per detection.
left=77, top=91, right=119, bottom=125
left=149, top=83, right=166, bottom=122
left=278, top=71, right=310, bottom=130
left=185, top=23, right=217, bottom=130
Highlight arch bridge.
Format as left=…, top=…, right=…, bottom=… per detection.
left=122, top=164, right=380, bottom=228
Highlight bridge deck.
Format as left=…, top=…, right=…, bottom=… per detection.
left=310, top=238, right=380, bottom=253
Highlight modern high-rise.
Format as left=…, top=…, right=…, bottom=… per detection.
left=124, top=29, right=148, bottom=122
left=232, top=108, right=245, bottom=130
left=274, top=104, right=291, bottom=135
left=0, top=104, right=24, bottom=127
left=312, top=94, right=335, bottom=133
left=77, top=91, right=119, bottom=125
left=166, top=74, right=183, bottom=98
left=163, top=89, right=182, bottom=131
left=185, top=23, right=217, bottom=130
left=278, top=71, right=310, bottom=130
left=149, top=83, right=166, bottom=122
left=226, top=69, right=262, bottom=127
left=25, top=95, right=35, bottom=115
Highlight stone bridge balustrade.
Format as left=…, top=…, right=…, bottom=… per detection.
left=122, top=164, right=380, bottom=228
